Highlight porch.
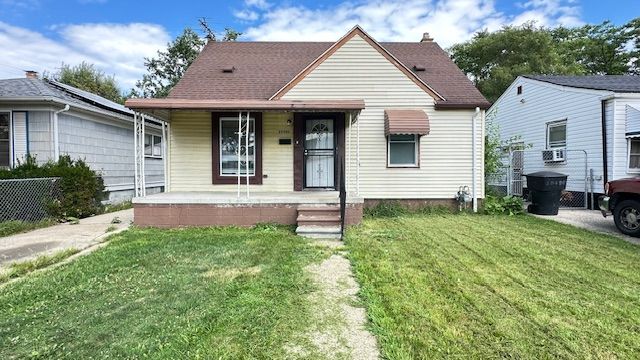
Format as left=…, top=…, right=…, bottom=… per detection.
left=132, top=191, right=364, bottom=233
left=126, top=99, right=368, bottom=235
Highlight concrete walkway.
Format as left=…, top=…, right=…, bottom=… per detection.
left=0, top=209, right=133, bottom=267
left=533, top=209, right=640, bottom=245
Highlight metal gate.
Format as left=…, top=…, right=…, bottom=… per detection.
left=508, top=149, right=589, bottom=209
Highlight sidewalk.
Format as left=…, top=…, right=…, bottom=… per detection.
left=533, top=209, right=640, bottom=245
left=0, top=209, right=133, bottom=267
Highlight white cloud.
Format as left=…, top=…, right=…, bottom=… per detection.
left=234, top=9, right=260, bottom=21
left=240, top=0, right=582, bottom=47
left=245, top=0, right=270, bottom=10
left=0, top=22, right=170, bottom=90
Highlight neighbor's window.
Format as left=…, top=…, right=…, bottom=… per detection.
left=0, top=112, right=10, bottom=168
left=547, top=121, right=567, bottom=149
left=388, top=134, right=418, bottom=167
left=220, top=116, right=255, bottom=176
left=144, top=134, right=163, bottom=158
left=629, top=138, right=640, bottom=170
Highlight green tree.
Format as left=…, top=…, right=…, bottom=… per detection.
left=131, top=26, right=241, bottom=98
left=626, top=18, right=640, bottom=74
left=48, top=62, right=124, bottom=104
left=450, top=22, right=582, bottom=102
left=552, top=20, right=635, bottom=75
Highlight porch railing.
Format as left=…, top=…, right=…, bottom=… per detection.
left=339, top=154, right=346, bottom=239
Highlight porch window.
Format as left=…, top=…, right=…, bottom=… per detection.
left=144, top=134, right=162, bottom=158
left=628, top=138, right=640, bottom=171
left=388, top=134, right=418, bottom=167
left=212, top=112, right=263, bottom=184
left=220, top=117, right=255, bottom=176
left=547, top=121, right=566, bottom=149
left=0, top=112, right=9, bottom=168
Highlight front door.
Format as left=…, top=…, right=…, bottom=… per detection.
left=304, top=118, right=335, bottom=189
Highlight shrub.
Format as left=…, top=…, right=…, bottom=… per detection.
left=483, top=195, right=525, bottom=216
left=0, top=155, right=105, bottom=219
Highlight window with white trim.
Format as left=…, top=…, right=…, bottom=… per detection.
left=219, top=116, right=255, bottom=176
left=144, top=134, right=162, bottom=158
left=0, top=112, right=10, bottom=168
left=628, top=138, right=640, bottom=170
left=388, top=134, right=418, bottom=167
left=546, top=121, right=566, bottom=149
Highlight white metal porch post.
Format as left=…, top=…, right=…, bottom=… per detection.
left=133, top=112, right=139, bottom=197
left=356, top=111, right=360, bottom=196
left=347, top=112, right=352, bottom=194
left=237, top=112, right=242, bottom=199
left=246, top=111, right=250, bottom=198
left=162, top=121, right=168, bottom=191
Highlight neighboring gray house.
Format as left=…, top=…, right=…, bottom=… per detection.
left=0, top=73, right=165, bottom=202
left=489, top=75, right=640, bottom=198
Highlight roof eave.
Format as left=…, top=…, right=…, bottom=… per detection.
left=124, top=98, right=366, bottom=112
left=434, top=101, right=491, bottom=110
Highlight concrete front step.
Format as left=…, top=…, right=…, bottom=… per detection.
left=296, top=225, right=342, bottom=239
left=297, top=205, right=340, bottom=212
left=296, top=214, right=341, bottom=226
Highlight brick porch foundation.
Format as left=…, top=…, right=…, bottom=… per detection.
left=134, top=202, right=363, bottom=228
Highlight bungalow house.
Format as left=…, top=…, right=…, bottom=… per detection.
left=126, top=26, right=489, bottom=237
left=489, top=75, right=640, bottom=204
left=0, top=74, right=165, bottom=202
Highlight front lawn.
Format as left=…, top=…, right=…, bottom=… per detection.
left=0, top=226, right=329, bottom=359
left=347, top=214, right=640, bottom=359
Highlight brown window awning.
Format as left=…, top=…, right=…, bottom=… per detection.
left=384, top=109, right=430, bottom=136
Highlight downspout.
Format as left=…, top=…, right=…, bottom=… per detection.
left=601, top=99, right=609, bottom=186
left=472, top=107, right=480, bottom=213
left=53, top=104, right=70, bottom=160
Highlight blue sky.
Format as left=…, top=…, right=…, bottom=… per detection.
left=1, top=0, right=638, bottom=89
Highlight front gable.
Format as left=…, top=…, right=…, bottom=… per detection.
left=274, top=27, right=443, bottom=103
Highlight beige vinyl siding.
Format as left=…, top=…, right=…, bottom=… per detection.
left=169, top=111, right=293, bottom=192
left=283, top=34, right=484, bottom=199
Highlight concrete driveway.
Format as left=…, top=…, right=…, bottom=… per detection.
left=533, top=209, right=640, bottom=245
left=0, top=209, right=132, bottom=268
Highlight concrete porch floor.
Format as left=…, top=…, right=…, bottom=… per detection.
left=133, top=191, right=363, bottom=205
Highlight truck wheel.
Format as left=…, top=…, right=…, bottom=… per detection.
left=613, top=200, right=640, bottom=237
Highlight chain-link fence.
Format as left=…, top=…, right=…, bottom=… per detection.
left=488, top=149, right=590, bottom=209
left=0, top=177, right=61, bottom=222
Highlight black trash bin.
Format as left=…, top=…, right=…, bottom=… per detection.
left=525, top=171, right=567, bottom=215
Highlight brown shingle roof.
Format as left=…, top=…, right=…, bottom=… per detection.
left=169, top=40, right=489, bottom=109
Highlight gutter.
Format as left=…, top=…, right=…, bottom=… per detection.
left=600, top=99, right=609, bottom=187
left=472, top=107, right=480, bottom=213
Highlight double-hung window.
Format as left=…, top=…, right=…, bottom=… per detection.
left=547, top=121, right=567, bottom=149
left=219, top=116, right=255, bottom=176
left=0, top=112, right=10, bottom=168
left=144, top=134, right=163, bottom=158
left=628, top=138, right=640, bottom=171
left=388, top=134, right=418, bottom=167
left=212, top=112, right=262, bottom=184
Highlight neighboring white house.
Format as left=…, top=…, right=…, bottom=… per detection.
left=489, top=75, right=640, bottom=198
left=0, top=74, right=166, bottom=202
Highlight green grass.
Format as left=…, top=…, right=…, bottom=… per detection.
left=0, top=219, right=57, bottom=237
left=0, top=248, right=80, bottom=284
left=102, top=200, right=132, bottom=214
left=0, top=226, right=329, bottom=359
left=346, top=214, right=640, bottom=359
